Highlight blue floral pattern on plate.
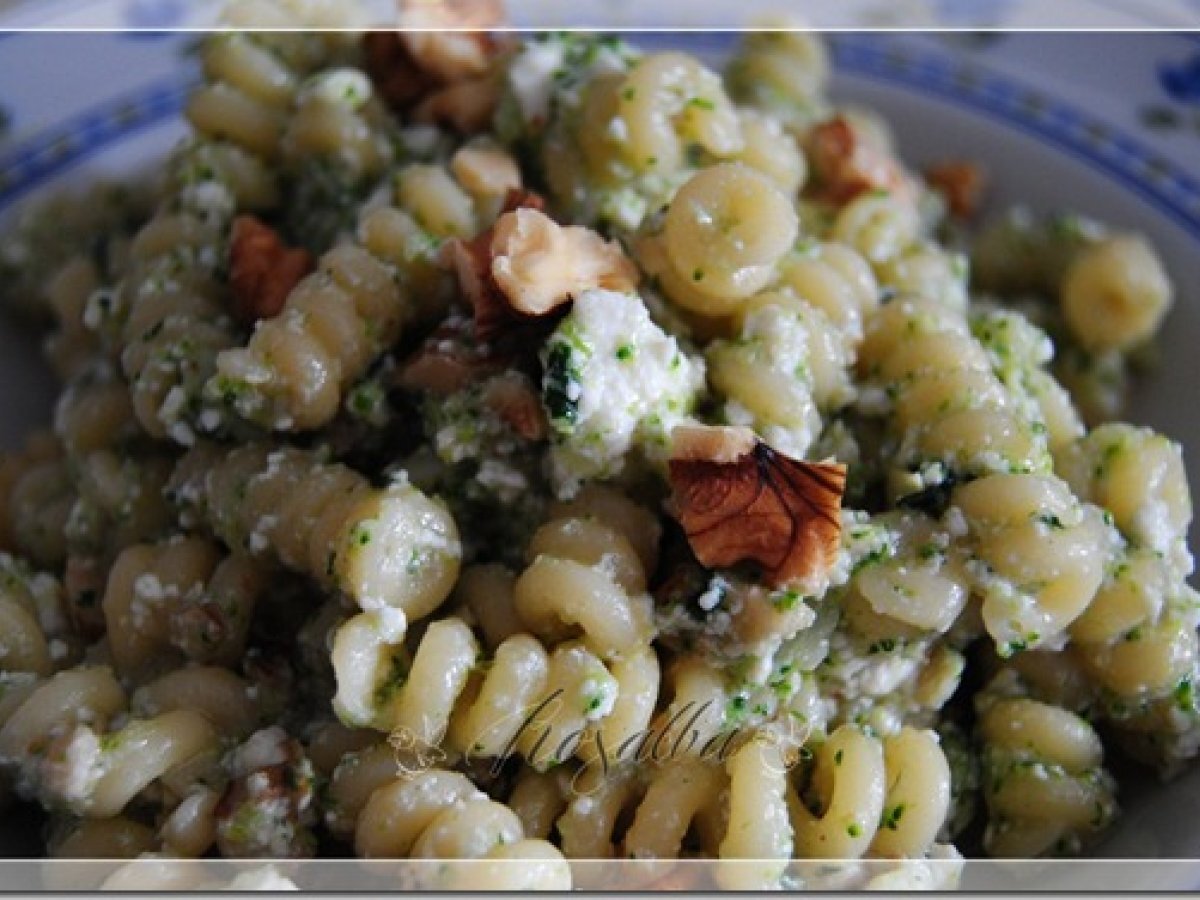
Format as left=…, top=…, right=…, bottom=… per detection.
left=1160, top=52, right=1200, bottom=105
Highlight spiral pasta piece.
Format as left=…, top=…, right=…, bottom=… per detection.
left=789, top=724, right=950, bottom=861
left=951, top=473, right=1113, bottom=654
left=514, top=515, right=655, bottom=658
left=114, top=170, right=253, bottom=443
left=641, top=163, right=798, bottom=318
left=508, top=736, right=795, bottom=888
left=53, top=367, right=177, bottom=571
left=1058, top=423, right=1192, bottom=578
left=188, top=6, right=359, bottom=163
left=859, top=296, right=1053, bottom=490
left=210, top=244, right=404, bottom=430
left=171, top=443, right=461, bottom=615
left=100, top=537, right=265, bottom=680
left=0, top=666, right=216, bottom=822
left=971, top=308, right=1086, bottom=456
left=330, top=611, right=546, bottom=750
left=976, top=696, right=1116, bottom=857
left=725, top=29, right=831, bottom=129
left=831, top=191, right=920, bottom=269
left=117, top=12, right=354, bottom=442
left=707, top=287, right=855, bottom=458
left=0, top=432, right=75, bottom=569
left=43, top=256, right=105, bottom=381
left=551, top=758, right=721, bottom=873
left=212, top=150, right=510, bottom=431
left=0, top=553, right=74, bottom=677
left=551, top=49, right=743, bottom=231
left=352, top=768, right=571, bottom=889
left=282, top=68, right=393, bottom=183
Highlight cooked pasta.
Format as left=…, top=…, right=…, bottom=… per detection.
left=976, top=694, right=1117, bottom=857
left=0, top=13, right=1195, bottom=885
left=859, top=295, right=1053, bottom=494
left=100, top=537, right=265, bottom=679
left=170, top=442, right=461, bottom=614
left=788, top=724, right=950, bottom=861
left=210, top=244, right=405, bottom=430
left=351, top=767, right=571, bottom=889
left=0, top=433, right=75, bottom=571
left=950, top=473, right=1114, bottom=654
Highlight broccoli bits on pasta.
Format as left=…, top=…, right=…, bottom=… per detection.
left=0, top=13, right=1196, bottom=880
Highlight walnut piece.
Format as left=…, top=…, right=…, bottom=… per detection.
left=448, top=191, right=554, bottom=346
left=481, top=372, right=548, bottom=441
left=215, top=727, right=317, bottom=859
left=806, top=115, right=911, bottom=205
left=413, top=76, right=502, bottom=134
left=397, top=316, right=512, bottom=396
left=924, top=160, right=988, bottom=220
left=490, top=207, right=639, bottom=315
left=398, top=0, right=504, bottom=79
left=228, top=216, right=314, bottom=325
left=364, top=1, right=507, bottom=134
left=668, top=425, right=847, bottom=587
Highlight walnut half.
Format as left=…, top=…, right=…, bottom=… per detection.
left=668, top=424, right=847, bottom=587
left=490, top=207, right=639, bottom=316
left=450, top=199, right=637, bottom=346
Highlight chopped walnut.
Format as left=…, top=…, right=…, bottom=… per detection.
left=806, top=115, right=911, bottom=205
left=481, top=373, right=549, bottom=441
left=924, top=160, right=988, bottom=220
left=413, top=76, right=502, bottom=134
left=449, top=193, right=557, bottom=346
left=398, top=0, right=504, bottom=79
left=362, top=31, right=434, bottom=110
left=671, top=423, right=757, bottom=464
left=228, top=216, right=314, bottom=325
left=215, top=727, right=317, bottom=859
left=490, top=208, right=639, bottom=315
left=397, top=316, right=512, bottom=396
left=364, top=1, right=506, bottom=133
left=668, top=425, right=847, bottom=587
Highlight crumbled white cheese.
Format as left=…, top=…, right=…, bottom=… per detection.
left=544, top=289, right=704, bottom=497
left=507, top=39, right=566, bottom=127
left=49, top=726, right=106, bottom=812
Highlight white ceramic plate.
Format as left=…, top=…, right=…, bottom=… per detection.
left=1, top=12, right=1200, bottom=878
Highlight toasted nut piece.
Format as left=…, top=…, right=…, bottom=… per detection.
left=491, top=208, right=639, bottom=316
left=925, top=160, right=988, bottom=220
left=398, top=0, right=504, bottom=80
left=215, top=727, right=317, bottom=859
left=450, top=144, right=522, bottom=200
left=413, top=75, right=502, bottom=135
left=671, top=424, right=757, bottom=464
left=481, top=373, right=548, bottom=441
left=228, top=216, right=314, bottom=325
left=500, top=187, right=546, bottom=215
left=363, top=31, right=433, bottom=111
left=397, top=317, right=511, bottom=397
left=806, top=115, right=910, bottom=205
left=448, top=191, right=554, bottom=346
left=668, top=424, right=846, bottom=587
left=400, top=31, right=494, bottom=82
left=366, top=1, right=506, bottom=129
